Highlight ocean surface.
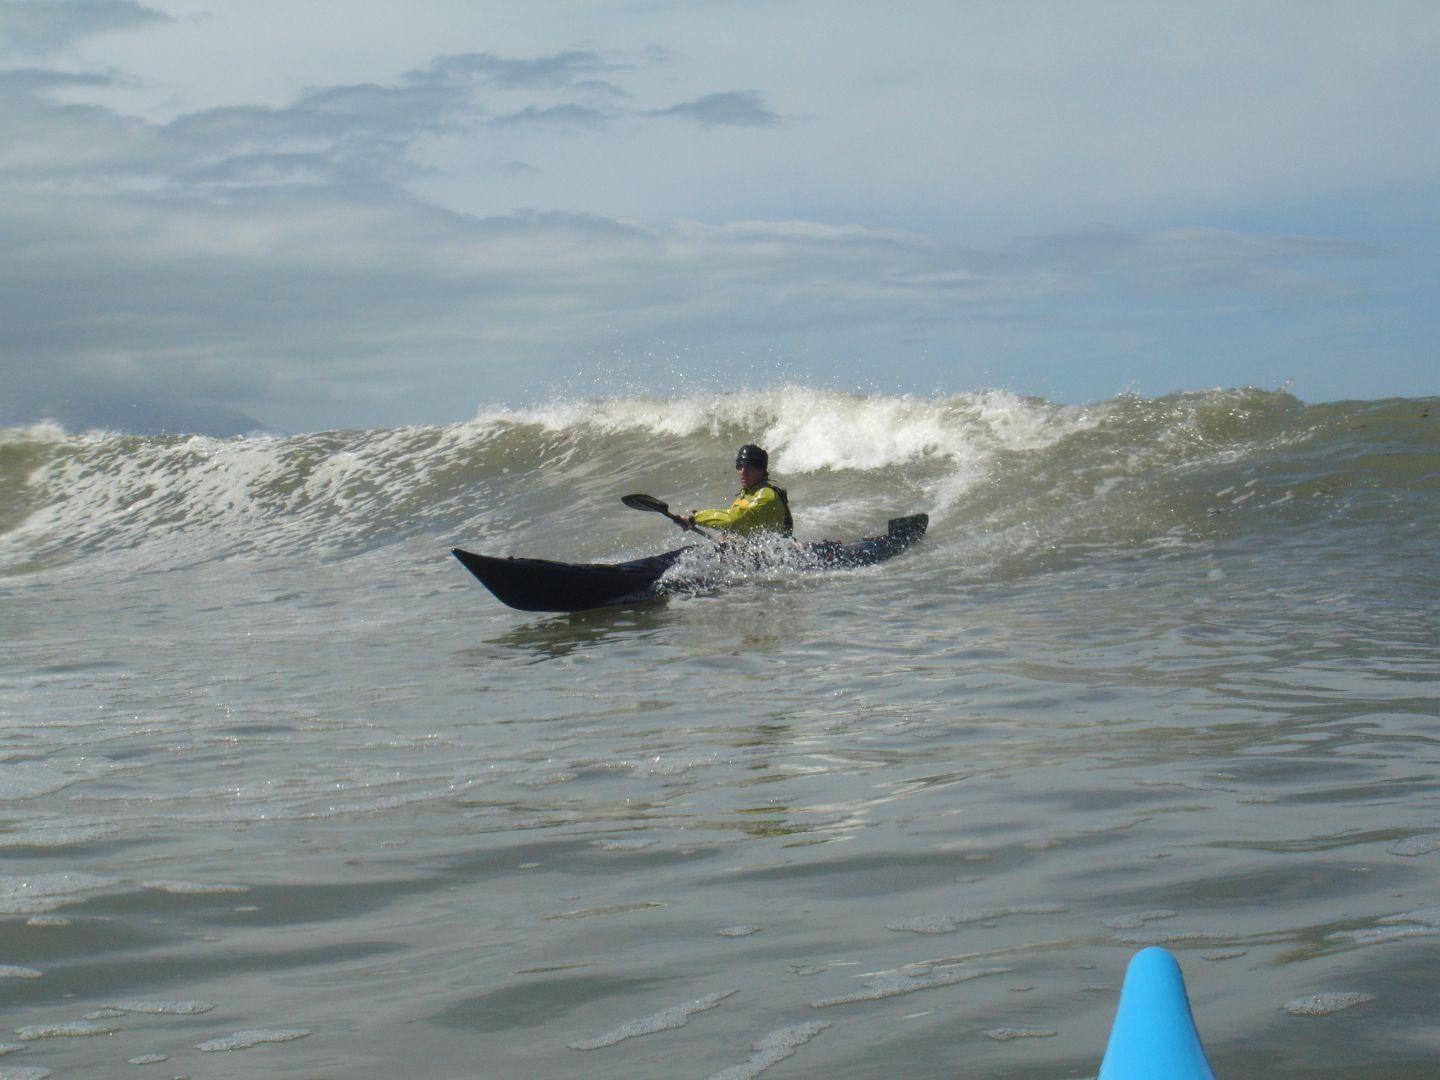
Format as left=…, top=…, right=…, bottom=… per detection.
left=1, top=386, right=1437, bottom=1079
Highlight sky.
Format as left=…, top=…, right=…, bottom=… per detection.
left=2, top=0, right=1437, bottom=433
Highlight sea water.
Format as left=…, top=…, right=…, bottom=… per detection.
left=0, top=387, right=1437, bottom=1078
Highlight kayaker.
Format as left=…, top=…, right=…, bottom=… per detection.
left=685, top=444, right=793, bottom=537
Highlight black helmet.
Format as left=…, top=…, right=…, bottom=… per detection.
left=735, top=444, right=768, bottom=471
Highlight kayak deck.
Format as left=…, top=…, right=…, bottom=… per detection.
left=453, top=513, right=927, bottom=612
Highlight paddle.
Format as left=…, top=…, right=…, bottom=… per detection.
left=622, top=493, right=717, bottom=542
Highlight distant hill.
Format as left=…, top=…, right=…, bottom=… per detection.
left=1, top=392, right=285, bottom=438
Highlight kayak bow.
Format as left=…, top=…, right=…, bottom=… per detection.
left=1099, top=947, right=1215, bottom=1080
left=453, top=513, right=928, bottom=612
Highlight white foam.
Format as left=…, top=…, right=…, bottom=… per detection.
left=1379, top=908, right=1440, bottom=927
left=1115, top=929, right=1219, bottom=946
left=545, top=901, right=666, bottom=920
left=0, top=421, right=479, bottom=569
left=986, top=1027, right=1058, bottom=1041
left=141, top=880, right=247, bottom=895
left=476, top=386, right=1093, bottom=477
left=1385, top=835, right=1440, bottom=857
left=591, top=838, right=657, bottom=851
left=706, top=1021, right=830, bottom=1080
left=0, top=421, right=68, bottom=442
left=1102, top=910, right=1178, bottom=930
left=0, top=821, right=121, bottom=850
left=811, top=965, right=1010, bottom=1007
left=0, top=1066, right=52, bottom=1080
left=1201, top=949, right=1249, bottom=961
left=127, top=1055, right=170, bottom=1065
left=0, top=872, right=117, bottom=915
left=516, top=772, right=577, bottom=789
left=716, top=926, right=762, bottom=937
left=1283, top=992, right=1375, bottom=1016
left=568, top=990, right=736, bottom=1050
left=195, top=1028, right=311, bottom=1052
left=0, top=967, right=41, bottom=980
left=1327, top=925, right=1436, bottom=946
left=106, top=1001, right=216, bottom=1016
left=14, top=1021, right=117, bottom=1039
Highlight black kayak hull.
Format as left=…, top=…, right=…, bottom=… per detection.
left=453, top=513, right=927, bottom=613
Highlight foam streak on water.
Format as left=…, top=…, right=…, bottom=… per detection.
left=0, top=388, right=1437, bottom=1076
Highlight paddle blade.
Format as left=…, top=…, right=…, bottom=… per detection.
left=622, top=493, right=671, bottom=514
left=887, top=513, right=928, bottom=541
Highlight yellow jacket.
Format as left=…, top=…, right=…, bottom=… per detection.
left=693, top=483, right=792, bottom=536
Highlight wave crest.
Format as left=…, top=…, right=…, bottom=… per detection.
left=1, top=387, right=1432, bottom=575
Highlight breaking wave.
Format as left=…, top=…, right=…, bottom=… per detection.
left=1, top=387, right=1435, bottom=578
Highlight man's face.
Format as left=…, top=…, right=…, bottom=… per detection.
left=737, top=464, right=763, bottom=488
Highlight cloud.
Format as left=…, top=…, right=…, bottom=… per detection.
left=0, top=48, right=774, bottom=197
left=1, top=162, right=1368, bottom=431
left=0, top=61, right=472, bottom=195
left=153, top=77, right=472, bottom=190
left=412, top=50, right=624, bottom=94
left=648, top=90, right=778, bottom=127
left=0, top=67, right=116, bottom=91
left=1013, top=226, right=1374, bottom=294
left=0, top=20, right=1409, bottom=430
left=491, top=103, right=612, bottom=129
left=0, top=69, right=155, bottom=178
left=0, top=0, right=168, bottom=55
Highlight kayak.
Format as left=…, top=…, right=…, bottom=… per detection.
left=1099, top=947, right=1215, bottom=1079
left=452, top=513, right=928, bottom=612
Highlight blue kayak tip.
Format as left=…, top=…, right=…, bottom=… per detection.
left=1099, top=946, right=1216, bottom=1080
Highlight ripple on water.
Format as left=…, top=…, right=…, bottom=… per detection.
left=1101, top=910, right=1177, bottom=929
left=886, top=904, right=1067, bottom=934
left=0, top=967, right=42, bottom=980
